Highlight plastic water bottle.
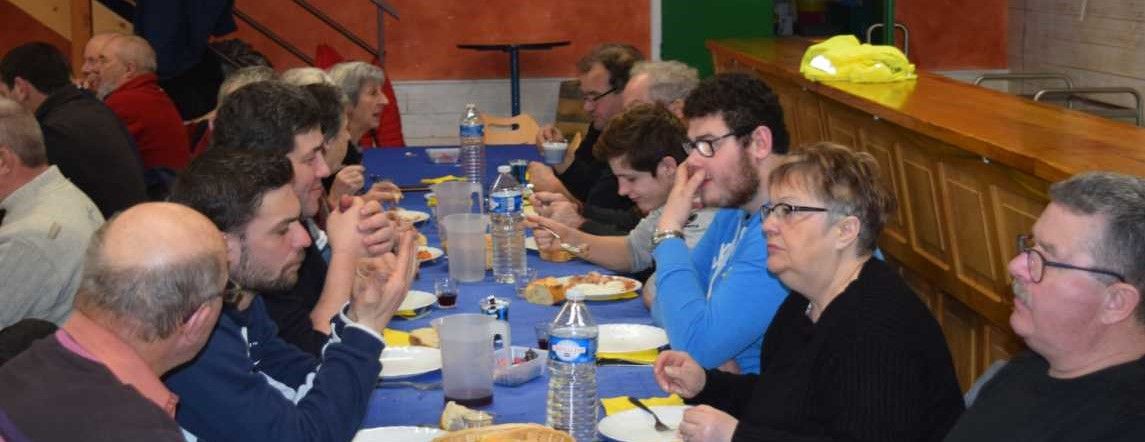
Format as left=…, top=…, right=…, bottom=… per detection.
left=489, top=165, right=526, bottom=283
left=460, top=104, right=486, bottom=185
left=546, top=289, right=598, bottom=442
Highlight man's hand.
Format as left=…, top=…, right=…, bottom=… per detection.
left=531, top=191, right=584, bottom=228
left=678, top=405, right=738, bottom=442
left=653, top=350, right=707, bottom=399
left=347, top=229, right=418, bottom=332
left=325, top=196, right=370, bottom=258
left=329, top=165, right=367, bottom=209
left=535, top=125, right=564, bottom=146
left=657, top=165, right=705, bottom=232
left=525, top=214, right=578, bottom=253
left=358, top=200, right=397, bottom=256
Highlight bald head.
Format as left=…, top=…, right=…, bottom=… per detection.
left=96, top=35, right=157, bottom=98
left=75, top=202, right=227, bottom=341
left=81, top=32, right=122, bottom=91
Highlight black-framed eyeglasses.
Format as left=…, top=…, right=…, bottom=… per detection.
left=581, top=87, right=617, bottom=104
left=1016, top=234, right=1126, bottom=284
left=682, top=131, right=741, bottom=157
left=760, top=202, right=829, bottom=221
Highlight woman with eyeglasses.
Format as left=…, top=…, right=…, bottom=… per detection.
left=654, top=142, right=964, bottom=442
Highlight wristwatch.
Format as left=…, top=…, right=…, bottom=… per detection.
left=651, top=229, right=684, bottom=248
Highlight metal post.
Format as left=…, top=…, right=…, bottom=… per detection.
left=509, top=46, right=521, bottom=116
left=883, top=0, right=895, bottom=46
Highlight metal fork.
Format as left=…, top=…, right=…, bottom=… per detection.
left=626, top=396, right=673, bottom=432
left=535, top=225, right=585, bottom=255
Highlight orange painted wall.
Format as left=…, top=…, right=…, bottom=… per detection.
left=897, top=0, right=1007, bottom=70
left=230, top=0, right=651, bottom=80
left=0, top=0, right=71, bottom=61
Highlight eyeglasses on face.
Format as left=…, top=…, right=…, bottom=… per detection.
left=760, top=202, right=829, bottom=221
left=1016, top=234, right=1126, bottom=284
left=682, top=131, right=742, bottom=157
left=581, top=87, right=617, bottom=104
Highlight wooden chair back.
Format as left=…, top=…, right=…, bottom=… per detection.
left=482, top=113, right=540, bottom=145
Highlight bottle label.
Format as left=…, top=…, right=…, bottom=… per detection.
left=489, top=191, right=522, bottom=214
left=460, top=124, right=484, bottom=138
left=549, top=337, right=596, bottom=364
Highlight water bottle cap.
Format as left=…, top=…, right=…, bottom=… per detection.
left=498, top=165, right=511, bottom=173
left=566, top=288, right=586, bottom=301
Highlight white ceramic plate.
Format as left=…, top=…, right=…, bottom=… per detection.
left=556, top=275, right=643, bottom=300
left=397, top=209, right=431, bottom=224
left=525, top=236, right=538, bottom=251
left=397, top=290, right=436, bottom=316
left=353, top=426, right=444, bottom=442
left=598, top=324, right=669, bottom=354
left=379, top=346, right=442, bottom=379
left=417, top=246, right=444, bottom=263
left=598, top=405, right=689, bottom=442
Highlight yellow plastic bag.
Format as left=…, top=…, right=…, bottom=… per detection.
left=800, top=35, right=916, bottom=83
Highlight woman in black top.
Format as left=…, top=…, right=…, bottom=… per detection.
left=654, top=142, right=964, bottom=441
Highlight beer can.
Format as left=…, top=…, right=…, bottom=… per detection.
left=480, top=295, right=510, bottom=321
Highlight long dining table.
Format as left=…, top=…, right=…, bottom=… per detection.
left=360, top=145, right=665, bottom=429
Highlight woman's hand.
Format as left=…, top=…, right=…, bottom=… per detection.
left=329, top=165, right=366, bottom=208
left=657, top=164, right=705, bottom=232
left=653, top=350, right=707, bottom=399
left=678, top=405, right=738, bottom=442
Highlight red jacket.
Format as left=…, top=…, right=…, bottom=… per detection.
left=104, top=73, right=190, bottom=171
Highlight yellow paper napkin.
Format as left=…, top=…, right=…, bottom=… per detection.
left=382, top=328, right=411, bottom=346
left=601, top=394, right=684, bottom=416
left=420, top=175, right=464, bottom=185
left=598, top=348, right=659, bottom=365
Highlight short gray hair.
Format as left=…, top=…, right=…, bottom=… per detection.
left=328, top=61, right=385, bottom=107
left=74, top=218, right=227, bottom=342
left=217, top=66, right=278, bottom=105
left=630, top=60, right=699, bottom=104
left=110, top=35, right=157, bottom=73
left=1050, top=171, right=1145, bottom=321
left=0, top=97, right=47, bottom=167
left=282, top=67, right=333, bottom=87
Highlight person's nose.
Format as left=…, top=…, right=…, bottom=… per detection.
left=315, top=156, right=331, bottom=179
left=291, top=222, right=312, bottom=249
left=762, top=210, right=780, bottom=236
left=1007, top=252, right=1030, bottom=283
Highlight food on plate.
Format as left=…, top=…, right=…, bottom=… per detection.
left=409, top=327, right=439, bottom=348
left=433, top=423, right=573, bottom=442
left=523, top=272, right=638, bottom=305
left=439, top=401, right=492, bottom=431
left=538, top=247, right=574, bottom=263
left=418, top=248, right=435, bottom=261
left=523, top=277, right=567, bottom=305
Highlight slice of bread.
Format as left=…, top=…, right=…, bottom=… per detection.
left=523, top=277, right=567, bottom=305
left=440, top=401, right=492, bottom=431
left=409, top=327, right=439, bottom=348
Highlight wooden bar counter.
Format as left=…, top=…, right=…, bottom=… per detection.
left=708, top=37, right=1145, bottom=390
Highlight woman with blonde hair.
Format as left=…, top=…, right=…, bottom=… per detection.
left=655, top=142, right=964, bottom=441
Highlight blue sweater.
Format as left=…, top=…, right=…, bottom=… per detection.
left=651, top=208, right=788, bottom=373
left=165, top=296, right=383, bottom=442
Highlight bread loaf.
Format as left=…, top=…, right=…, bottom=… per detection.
left=523, top=277, right=567, bottom=305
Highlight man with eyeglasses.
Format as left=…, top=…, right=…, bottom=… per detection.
left=0, top=202, right=228, bottom=441
left=527, top=43, right=644, bottom=235
left=944, top=171, right=1145, bottom=441
left=648, top=72, right=791, bottom=374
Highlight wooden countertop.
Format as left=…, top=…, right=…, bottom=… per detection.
left=708, top=38, right=1145, bottom=182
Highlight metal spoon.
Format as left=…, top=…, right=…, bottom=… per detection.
left=626, top=396, right=673, bottom=432
left=535, top=225, right=585, bottom=255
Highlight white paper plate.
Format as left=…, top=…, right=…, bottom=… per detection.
left=353, top=426, right=444, bottom=442
left=556, top=275, right=643, bottom=300
left=525, top=236, right=538, bottom=251
left=397, top=290, right=436, bottom=316
left=397, top=209, right=431, bottom=224
left=598, top=324, right=669, bottom=354
left=417, top=246, right=444, bottom=263
left=379, top=346, right=442, bottom=379
left=598, top=405, right=689, bottom=442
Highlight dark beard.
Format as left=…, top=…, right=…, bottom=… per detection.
left=231, top=237, right=299, bottom=292
left=725, top=155, right=760, bottom=208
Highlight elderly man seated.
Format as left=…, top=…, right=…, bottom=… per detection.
left=944, top=171, right=1145, bottom=441
left=0, top=98, right=103, bottom=328
left=0, top=202, right=228, bottom=441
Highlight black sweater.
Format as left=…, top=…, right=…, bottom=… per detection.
left=691, top=259, right=964, bottom=442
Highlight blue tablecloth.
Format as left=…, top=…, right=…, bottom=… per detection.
left=361, top=146, right=665, bottom=428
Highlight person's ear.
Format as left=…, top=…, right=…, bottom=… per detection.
left=657, top=156, right=678, bottom=177
left=11, top=77, right=34, bottom=103
left=1100, top=283, right=1141, bottom=325
left=834, top=215, right=861, bottom=251
left=222, top=231, right=241, bottom=269
left=667, top=99, right=686, bottom=120
left=180, top=300, right=220, bottom=343
left=747, top=125, right=774, bottom=162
